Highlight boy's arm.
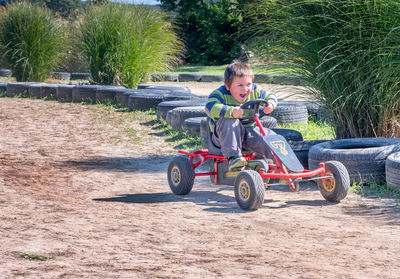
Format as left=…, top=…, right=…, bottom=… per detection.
left=256, top=84, right=278, bottom=109
left=205, top=90, right=235, bottom=119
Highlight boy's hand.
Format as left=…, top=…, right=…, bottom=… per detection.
left=232, top=107, right=244, bottom=118
left=263, top=103, right=274, bottom=114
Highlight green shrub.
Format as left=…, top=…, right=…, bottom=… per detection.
left=0, top=1, right=65, bottom=81
left=79, top=2, right=182, bottom=88
left=249, top=0, right=400, bottom=138
left=160, top=0, right=248, bottom=65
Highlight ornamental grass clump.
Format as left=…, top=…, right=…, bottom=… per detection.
left=79, top=2, right=182, bottom=88
left=249, top=0, right=400, bottom=138
left=0, top=1, right=65, bottom=82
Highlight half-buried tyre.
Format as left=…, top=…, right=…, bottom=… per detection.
left=289, top=140, right=328, bottom=169
left=182, top=117, right=206, bottom=136
left=385, top=151, right=400, bottom=190
left=169, top=106, right=207, bottom=131
left=168, top=156, right=195, bottom=195
left=309, top=138, right=400, bottom=184
left=270, top=100, right=308, bottom=124
left=72, top=85, right=98, bottom=103
left=271, top=128, right=303, bottom=142
left=156, top=98, right=208, bottom=120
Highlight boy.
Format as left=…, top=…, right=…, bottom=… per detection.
left=205, top=60, right=278, bottom=170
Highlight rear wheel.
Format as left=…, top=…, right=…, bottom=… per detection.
left=318, top=161, right=350, bottom=202
left=168, top=156, right=195, bottom=195
left=234, top=170, right=265, bottom=210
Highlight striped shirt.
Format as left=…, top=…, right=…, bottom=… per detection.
left=205, top=83, right=278, bottom=132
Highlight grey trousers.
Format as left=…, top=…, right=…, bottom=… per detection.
left=211, top=118, right=276, bottom=159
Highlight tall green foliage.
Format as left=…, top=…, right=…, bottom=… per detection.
left=160, top=0, right=250, bottom=65
left=0, top=1, right=65, bottom=81
left=79, top=2, right=182, bottom=88
left=249, top=0, right=400, bottom=138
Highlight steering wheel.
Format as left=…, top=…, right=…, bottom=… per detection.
left=239, top=98, right=270, bottom=120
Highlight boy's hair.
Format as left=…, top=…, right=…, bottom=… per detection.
left=224, top=60, right=254, bottom=87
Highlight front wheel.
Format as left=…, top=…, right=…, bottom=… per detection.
left=168, top=156, right=195, bottom=195
left=318, top=161, right=350, bottom=202
left=234, top=170, right=265, bottom=210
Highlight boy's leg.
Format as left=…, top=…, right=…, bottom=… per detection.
left=243, top=126, right=276, bottom=160
left=212, top=118, right=245, bottom=158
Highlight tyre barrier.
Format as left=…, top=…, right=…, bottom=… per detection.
left=70, top=72, right=91, bottom=80
left=199, top=75, right=224, bottom=82
left=52, top=72, right=71, bottom=80
left=127, top=89, right=197, bottom=111
left=115, top=90, right=134, bottom=108
left=178, top=73, right=202, bottom=82
left=270, top=100, right=308, bottom=124
left=156, top=98, right=208, bottom=120
left=289, top=140, right=328, bottom=169
left=0, top=69, right=12, bottom=77
left=271, top=128, right=303, bottom=142
left=137, top=84, right=191, bottom=93
left=0, top=82, right=7, bottom=94
left=56, top=84, right=74, bottom=102
left=183, top=117, right=206, bottom=136
left=42, top=84, right=58, bottom=99
left=168, top=106, right=207, bottom=131
left=151, top=73, right=179, bottom=82
left=96, top=86, right=125, bottom=104
left=386, top=152, right=400, bottom=190
left=6, top=82, right=31, bottom=97
left=72, top=85, right=99, bottom=103
left=309, top=138, right=400, bottom=184
left=29, top=83, right=44, bottom=98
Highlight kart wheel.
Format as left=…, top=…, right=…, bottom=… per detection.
left=168, top=156, right=195, bottom=195
left=318, top=161, right=350, bottom=202
left=234, top=170, right=265, bottom=210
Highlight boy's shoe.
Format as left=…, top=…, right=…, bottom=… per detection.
left=228, top=156, right=247, bottom=171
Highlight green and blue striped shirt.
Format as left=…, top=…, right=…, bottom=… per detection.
left=205, top=83, right=278, bottom=132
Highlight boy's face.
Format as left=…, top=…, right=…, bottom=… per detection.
left=225, top=75, right=253, bottom=103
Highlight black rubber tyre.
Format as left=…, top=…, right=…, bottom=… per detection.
left=271, top=128, right=303, bottom=142
left=56, top=85, right=74, bottom=102
left=169, top=106, right=207, bottom=131
left=72, top=85, right=98, bottom=103
left=0, top=82, right=7, bottom=95
left=0, top=69, right=12, bottom=77
left=309, top=138, right=400, bottom=184
left=167, top=156, right=195, bottom=195
left=28, top=83, right=44, bottom=98
left=199, top=75, right=224, bottom=82
left=52, top=72, right=71, bottom=80
left=289, top=140, right=328, bottom=169
left=70, top=72, right=91, bottom=80
left=137, top=84, right=191, bottom=93
left=234, top=170, right=265, bottom=210
left=259, top=116, right=277, bottom=129
left=116, top=90, right=134, bottom=108
left=318, top=161, right=350, bottom=202
left=270, top=100, right=308, bottom=124
left=96, top=86, right=125, bottom=104
left=42, top=84, right=57, bottom=99
left=157, top=98, right=208, bottom=120
left=6, top=82, right=30, bottom=97
left=178, top=73, right=202, bottom=82
left=182, top=117, right=206, bottom=136
left=385, top=152, right=400, bottom=190
left=150, top=73, right=179, bottom=82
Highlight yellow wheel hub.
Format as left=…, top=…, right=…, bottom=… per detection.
left=322, top=171, right=335, bottom=192
left=171, top=166, right=181, bottom=186
left=239, top=181, right=250, bottom=201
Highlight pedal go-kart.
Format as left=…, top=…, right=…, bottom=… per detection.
left=167, top=99, right=350, bottom=210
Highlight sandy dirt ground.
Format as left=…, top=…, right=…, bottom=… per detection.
left=1, top=90, right=400, bottom=278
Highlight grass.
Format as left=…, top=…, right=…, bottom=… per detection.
left=278, top=117, right=335, bottom=140
left=21, top=253, right=48, bottom=261
left=350, top=180, right=400, bottom=200
left=170, top=63, right=296, bottom=75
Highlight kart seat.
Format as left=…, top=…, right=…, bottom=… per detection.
left=202, top=117, right=223, bottom=156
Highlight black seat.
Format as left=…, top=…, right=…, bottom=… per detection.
left=202, top=117, right=223, bottom=155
